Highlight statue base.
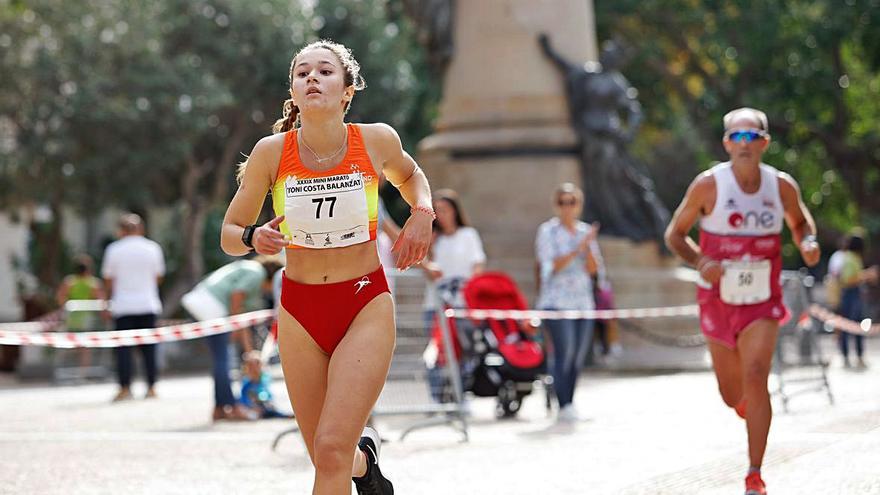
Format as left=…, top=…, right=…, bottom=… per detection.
left=421, top=146, right=707, bottom=371
left=597, top=237, right=709, bottom=371
left=420, top=142, right=581, bottom=298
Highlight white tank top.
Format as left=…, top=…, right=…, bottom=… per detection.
left=700, top=162, right=784, bottom=236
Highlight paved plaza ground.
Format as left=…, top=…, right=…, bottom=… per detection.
left=1, top=345, right=878, bottom=495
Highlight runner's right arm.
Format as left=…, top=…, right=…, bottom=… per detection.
left=221, top=135, right=287, bottom=256
left=665, top=173, right=723, bottom=283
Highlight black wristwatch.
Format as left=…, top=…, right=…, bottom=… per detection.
left=241, top=224, right=258, bottom=250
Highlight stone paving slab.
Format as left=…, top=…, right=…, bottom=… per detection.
left=1, top=347, right=878, bottom=495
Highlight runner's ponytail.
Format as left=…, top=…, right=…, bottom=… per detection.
left=272, top=98, right=299, bottom=134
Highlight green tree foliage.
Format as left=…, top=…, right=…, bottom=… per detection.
left=596, top=0, right=880, bottom=262
left=0, top=0, right=435, bottom=305
left=310, top=0, right=441, bottom=221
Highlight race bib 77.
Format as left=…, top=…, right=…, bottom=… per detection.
left=284, top=173, right=370, bottom=249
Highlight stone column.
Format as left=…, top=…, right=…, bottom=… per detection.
left=419, top=0, right=597, bottom=291
left=417, top=0, right=706, bottom=370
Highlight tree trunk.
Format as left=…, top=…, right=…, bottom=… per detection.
left=37, top=193, right=65, bottom=291
left=162, top=156, right=207, bottom=317
left=161, top=118, right=251, bottom=317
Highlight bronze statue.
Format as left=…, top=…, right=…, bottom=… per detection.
left=539, top=34, right=669, bottom=242
left=400, top=0, right=454, bottom=75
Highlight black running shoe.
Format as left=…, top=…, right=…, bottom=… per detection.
left=353, top=426, right=394, bottom=495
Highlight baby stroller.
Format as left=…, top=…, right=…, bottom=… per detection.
left=428, top=272, right=545, bottom=418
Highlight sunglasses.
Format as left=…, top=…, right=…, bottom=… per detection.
left=557, top=199, right=578, bottom=207
left=725, top=128, right=768, bottom=143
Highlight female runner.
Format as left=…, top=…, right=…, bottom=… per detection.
left=221, top=39, right=433, bottom=494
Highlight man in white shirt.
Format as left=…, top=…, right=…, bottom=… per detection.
left=102, top=213, right=165, bottom=401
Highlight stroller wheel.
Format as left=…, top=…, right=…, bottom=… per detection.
left=496, top=398, right=521, bottom=418
left=496, top=381, right=521, bottom=418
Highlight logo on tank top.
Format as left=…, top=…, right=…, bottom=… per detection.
left=349, top=163, right=373, bottom=185
left=728, top=210, right=776, bottom=229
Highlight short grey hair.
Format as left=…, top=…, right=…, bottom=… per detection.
left=723, top=107, right=769, bottom=132
left=118, top=213, right=143, bottom=234
left=554, top=182, right=584, bottom=205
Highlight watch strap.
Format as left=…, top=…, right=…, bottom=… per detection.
left=242, top=224, right=257, bottom=249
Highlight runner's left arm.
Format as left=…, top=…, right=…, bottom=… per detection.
left=778, top=173, right=820, bottom=267
left=372, top=123, right=433, bottom=270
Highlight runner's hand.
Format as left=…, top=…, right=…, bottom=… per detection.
left=799, top=237, right=820, bottom=267
left=392, top=211, right=432, bottom=270
left=253, top=215, right=287, bottom=255
left=698, top=257, right=724, bottom=285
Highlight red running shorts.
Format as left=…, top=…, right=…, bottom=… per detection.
left=698, top=296, right=789, bottom=349
left=280, top=266, right=390, bottom=354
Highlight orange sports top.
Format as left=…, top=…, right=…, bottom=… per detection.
left=271, top=123, right=379, bottom=249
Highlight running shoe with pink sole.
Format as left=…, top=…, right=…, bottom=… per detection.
left=745, top=471, right=767, bottom=495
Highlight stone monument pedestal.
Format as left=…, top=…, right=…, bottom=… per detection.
left=597, top=238, right=709, bottom=371
left=417, top=0, right=706, bottom=370
left=418, top=0, right=596, bottom=294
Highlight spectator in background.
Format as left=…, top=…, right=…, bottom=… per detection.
left=591, top=248, right=621, bottom=363
left=421, top=189, right=486, bottom=312
left=101, top=213, right=165, bottom=402
left=831, top=234, right=879, bottom=368
left=825, top=236, right=849, bottom=311
left=536, top=182, right=599, bottom=422
left=181, top=256, right=283, bottom=421
left=240, top=350, right=292, bottom=419
left=56, top=254, right=105, bottom=368
left=420, top=189, right=486, bottom=401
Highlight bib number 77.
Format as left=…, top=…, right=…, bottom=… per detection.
left=312, top=196, right=337, bottom=219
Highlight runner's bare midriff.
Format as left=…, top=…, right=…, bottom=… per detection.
left=285, top=241, right=381, bottom=284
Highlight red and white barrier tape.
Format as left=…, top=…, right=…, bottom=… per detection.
left=0, top=309, right=66, bottom=333
left=443, top=304, right=700, bottom=321
left=2, top=301, right=108, bottom=333
left=0, top=310, right=275, bottom=348
left=809, top=304, right=879, bottom=336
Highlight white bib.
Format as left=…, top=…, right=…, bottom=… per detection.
left=720, top=259, right=771, bottom=305
left=284, top=173, right=370, bottom=249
